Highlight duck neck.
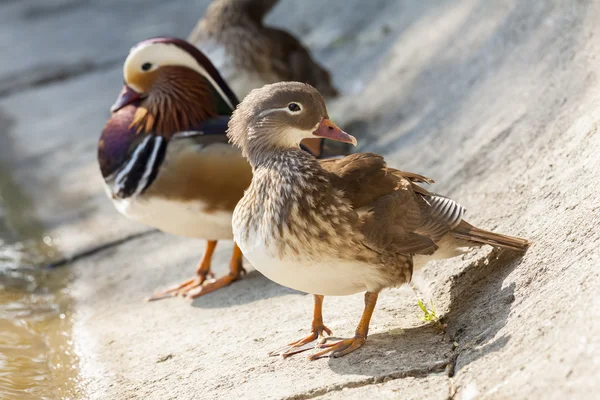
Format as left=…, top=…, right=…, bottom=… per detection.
left=131, top=67, right=229, bottom=138
left=247, top=146, right=317, bottom=173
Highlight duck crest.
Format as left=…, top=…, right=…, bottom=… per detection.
left=131, top=66, right=231, bottom=137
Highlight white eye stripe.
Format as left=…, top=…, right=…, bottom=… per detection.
left=257, top=105, right=303, bottom=118
left=126, top=43, right=235, bottom=110
left=257, top=107, right=288, bottom=118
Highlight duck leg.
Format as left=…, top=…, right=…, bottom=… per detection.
left=309, top=291, right=379, bottom=360
left=186, top=243, right=246, bottom=299
left=270, top=295, right=333, bottom=358
left=146, top=240, right=218, bottom=301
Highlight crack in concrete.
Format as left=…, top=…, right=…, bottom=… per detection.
left=445, top=349, right=459, bottom=378
left=0, top=58, right=121, bottom=99
left=47, top=229, right=157, bottom=269
left=282, top=359, right=450, bottom=400
left=446, top=351, right=460, bottom=399
left=449, top=377, right=458, bottom=400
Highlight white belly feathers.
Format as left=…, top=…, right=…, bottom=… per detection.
left=111, top=188, right=234, bottom=240
left=234, top=225, right=375, bottom=296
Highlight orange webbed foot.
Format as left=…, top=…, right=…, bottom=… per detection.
left=146, top=272, right=214, bottom=301
left=146, top=240, right=218, bottom=302
left=308, top=335, right=366, bottom=360
left=184, top=243, right=246, bottom=300
left=185, top=265, right=246, bottom=299
left=269, top=295, right=334, bottom=358
left=306, top=292, right=378, bottom=360
left=269, top=323, right=333, bottom=358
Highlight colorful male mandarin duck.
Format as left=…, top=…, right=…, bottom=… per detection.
left=188, top=0, right=338, bottom=101
left=228, top=82, right=530, bottom=359
left=97, top=38, right=345, bottom=301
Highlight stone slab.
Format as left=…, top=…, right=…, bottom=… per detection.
left=314, top=374, right=449, bottom=400
left=2, top=0, right=600, bottom=398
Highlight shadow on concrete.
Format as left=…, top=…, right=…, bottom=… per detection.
left=321, top=248, right=524, bottom=377
left=318, top=0, right=446, bottom=91
left=443, top=248, right=525, bottom=374
left=190, top=270, right=301, bottom=309
left=325, top=324, right=452, bottom=377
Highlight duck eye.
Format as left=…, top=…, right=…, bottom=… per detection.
left=288, top=103, right=301, bottom=112
left=141, top=62, right=153, bottom=72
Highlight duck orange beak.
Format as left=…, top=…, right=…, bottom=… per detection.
left=110, top=85, right=143, bottom=112
left=313, top=118, right=357, bottom=146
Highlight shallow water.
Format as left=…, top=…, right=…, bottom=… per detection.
left=0, top=168, right=81, bottom=399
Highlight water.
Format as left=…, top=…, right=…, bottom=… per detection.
left=0, top=167, right=81, bottom=399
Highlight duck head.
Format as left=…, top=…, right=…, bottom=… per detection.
left=99, top=37, right=239, bottom=177
left=228, top=82, right=356, bottom=162
left=111, top=37, right=238, bottom=134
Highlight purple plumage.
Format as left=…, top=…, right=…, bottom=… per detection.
left=97, top=103, right=139, bottom=178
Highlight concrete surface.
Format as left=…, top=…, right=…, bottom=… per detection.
left=1, top=0, right=599, bottom=398
left=70, top=235, right=452, bottom=399
left=316, top=374, right=450, bottom=400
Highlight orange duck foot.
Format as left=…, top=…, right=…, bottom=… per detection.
left=146, top=272, right=214, bottom=301
left=146, top=240, right=216, bottom=302
left=269, top=295, right=334, bottom=358
left=184, top=243, right=246, bottom=300
left=147, top=242, right=246, bottom=301
left=184, top=270, right=245, bottom=299
left=269, top=323, right=333, bottom=358
left=307, top=292, right=378, bottom=360
left=308, top=336, right=366, bottom=360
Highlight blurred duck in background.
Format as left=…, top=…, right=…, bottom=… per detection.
left=189, top=0, right=338, bottom=100
left=189, top=0, right=341, bottom=157
left=98, top=38, right=349, bottom=301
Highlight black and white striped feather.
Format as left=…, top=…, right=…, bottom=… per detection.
left=108, top=116, right=232, bottom=199
left=112, top=134, right=167, bottom=199
left=427, top=195, right=465, bottom=228
left=416, top=194, right=466, bottom=241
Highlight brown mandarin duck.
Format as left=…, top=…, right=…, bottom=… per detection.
left=98, top=38, right=344, bottom=301
left=189, top=0, right=342, bottom=157
left=188, top=0, right=338, bottom=101
left=229, top=82, right=530, bottom=359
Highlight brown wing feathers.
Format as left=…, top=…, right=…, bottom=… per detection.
left=321, top=153, right=402, bottom=208
left=322, top=153, right=529, bottom=254
left=450, top=221, right=530, bottom=251
left=359, top=191, right=438, bottom=255
left=322, top=153, right=437, bottom=255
